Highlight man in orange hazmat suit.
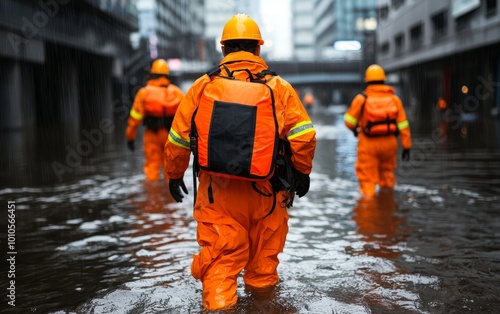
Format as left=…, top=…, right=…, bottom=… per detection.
left=436, top=97, right=447, bottom=112
left=303, top=91, right=314, bottom=113
left=126, top=59, right=184, bottom=181
left=163, top=14, right=316, bottom=311
left=344, top=64, right=412, bottom=198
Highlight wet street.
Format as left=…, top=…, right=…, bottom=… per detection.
left=1, top=105, right=500, bottom=313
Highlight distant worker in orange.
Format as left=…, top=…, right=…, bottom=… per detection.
left=126, top=59, right=184, bottom=181
left=164, top=14, right=316, bottom=310
left=303, top=91, right=314, bottom=112
left=436, top=96, right=447, bottom=122
left=436, top=97, right=447, bottom=112
left=344, top=64, right=412, bottom=198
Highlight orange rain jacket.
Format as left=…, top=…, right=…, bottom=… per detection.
left=164, top=51, right=316, bottom=310
left=126, top=76, right=184, bottom=181
left=344, top=84, right=411, bottom=197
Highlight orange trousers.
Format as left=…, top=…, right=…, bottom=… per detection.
left=191, top=173, right=289, bottom=310
left=142, top=129, right=169, bottom=181
left=356, top=134, right=398, bottom=197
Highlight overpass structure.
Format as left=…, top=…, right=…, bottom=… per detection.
left=173, top=59, right=366, bottom=106
left=268, top=60, right=365, bottom=105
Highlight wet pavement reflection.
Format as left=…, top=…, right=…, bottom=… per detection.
left=1, top=105, right=500, bottom=313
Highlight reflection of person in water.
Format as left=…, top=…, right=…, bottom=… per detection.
left=351, top=189, right=403, bottom=259
left=128, top=181, right=177, bottom=268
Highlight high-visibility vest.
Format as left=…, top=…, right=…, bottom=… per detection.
left=191, top=70, right=279, bottom=181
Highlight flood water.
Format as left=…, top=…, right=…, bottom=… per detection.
left=1, top=105, right=500, bottom=313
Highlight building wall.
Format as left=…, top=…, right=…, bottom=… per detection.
left=376, top=0, right=500, bottom=121
left=311, top=0, right=377, bottom=59
left=292, top=0, right=316, bottom=60
left=136, top=0, right=205, bottom=60
left=378, top=0, right=500, bottom=70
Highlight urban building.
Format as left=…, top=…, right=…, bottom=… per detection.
left=292, top=0, right=316, bottom=60
left=0, top=0, right=138, bottom=130
left=292, top=0, right=377, bottom=60
left=133, top=0, right=205, bottom=61
left=376, top=0, right=500, bottom=122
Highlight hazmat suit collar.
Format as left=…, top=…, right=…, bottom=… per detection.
left=219, top=51, right=268, bottom=71
left=365, top=84, right=394, bottom=94
left=147, top=76, right=170, bottom=87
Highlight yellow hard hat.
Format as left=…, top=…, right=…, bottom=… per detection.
left=220, top=13, right=264, bottom=45
left=150, top=59, right=169, bottom=75
left=364, top=64, right=386, bottom=82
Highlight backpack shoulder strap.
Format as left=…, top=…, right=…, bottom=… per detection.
left=256, top=69, right=277, bottom=78
left=206, top=65, right=221, bottom=77
left=359, top=92, right=367, bottom=117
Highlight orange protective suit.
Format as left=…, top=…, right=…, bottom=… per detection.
left=126, top=76, right=184, bottom=181
left=164, top=51, right=316, bottom=310
left=344, top=84, right=411, bottom=197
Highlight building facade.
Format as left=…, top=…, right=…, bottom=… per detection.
left=292, top=0, right=377, bottom=60
left=292, top=0, right=316, bottom=60
left=377, top=0, right=500, bottom=122
left=0, top=0, right=138, bottom=130
left=134, top=0, right=205, bottom=60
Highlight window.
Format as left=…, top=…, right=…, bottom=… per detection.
left=410, top=23, right=423, bottom=49
left=379, top=5, right=389, bottom=21
left=455, top=14, right=471, bottom=31
left=431, top=10, right=447, bottom=40
left=380, top=41, right=390, bottom=55
left=486, top=0, right=497, bottom=17
left=395, top=33, right=404, bottom=53
left=391, top=0, right=405, bottom=11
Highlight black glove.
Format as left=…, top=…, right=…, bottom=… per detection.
left=127, top=140, right=135, bottom=151
left=169, top=178, right=188, bottom=202
left=402, top=149, right=410, bottom=161
left=293, top=168, right=310, bottom=198
left=352, top=127, right=359, bottom=137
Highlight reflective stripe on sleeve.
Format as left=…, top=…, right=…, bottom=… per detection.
left=168, top=129, right=190, bottom=149
left=344, top=113, right=357, bottom=126
left=398, top=120, right=409, bottom=130
left=287, top=121, right=315, bottom=140
left=129, top=108, right=143, bottom=121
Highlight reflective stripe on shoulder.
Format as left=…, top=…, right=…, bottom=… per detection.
left=287, top=121, right=315, bottom=140
left=129, top=108, right=143, bottom=121
left=168, top=129, right=190, bottom=149
left=344, top=113, right=357, bottom=126
left=398, top=120, right=409, bottom=130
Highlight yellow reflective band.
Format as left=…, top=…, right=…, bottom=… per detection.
left=287, top=121, right=315, bottom=140
left=344, top=113, right=357, bottom=126
left=129, top=108, right=143, bottom=121
left=398, top=120, right=409, bottom=130
left=168, top=129, right=190, bottom=150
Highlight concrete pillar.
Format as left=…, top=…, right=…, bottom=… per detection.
left=57, top=60, right=80, bottom=138
left=99, top=59, right=113, bottom=121
left=78, top=55, right=113, bottom=128
left=0, top=60, right=23, bottom=130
